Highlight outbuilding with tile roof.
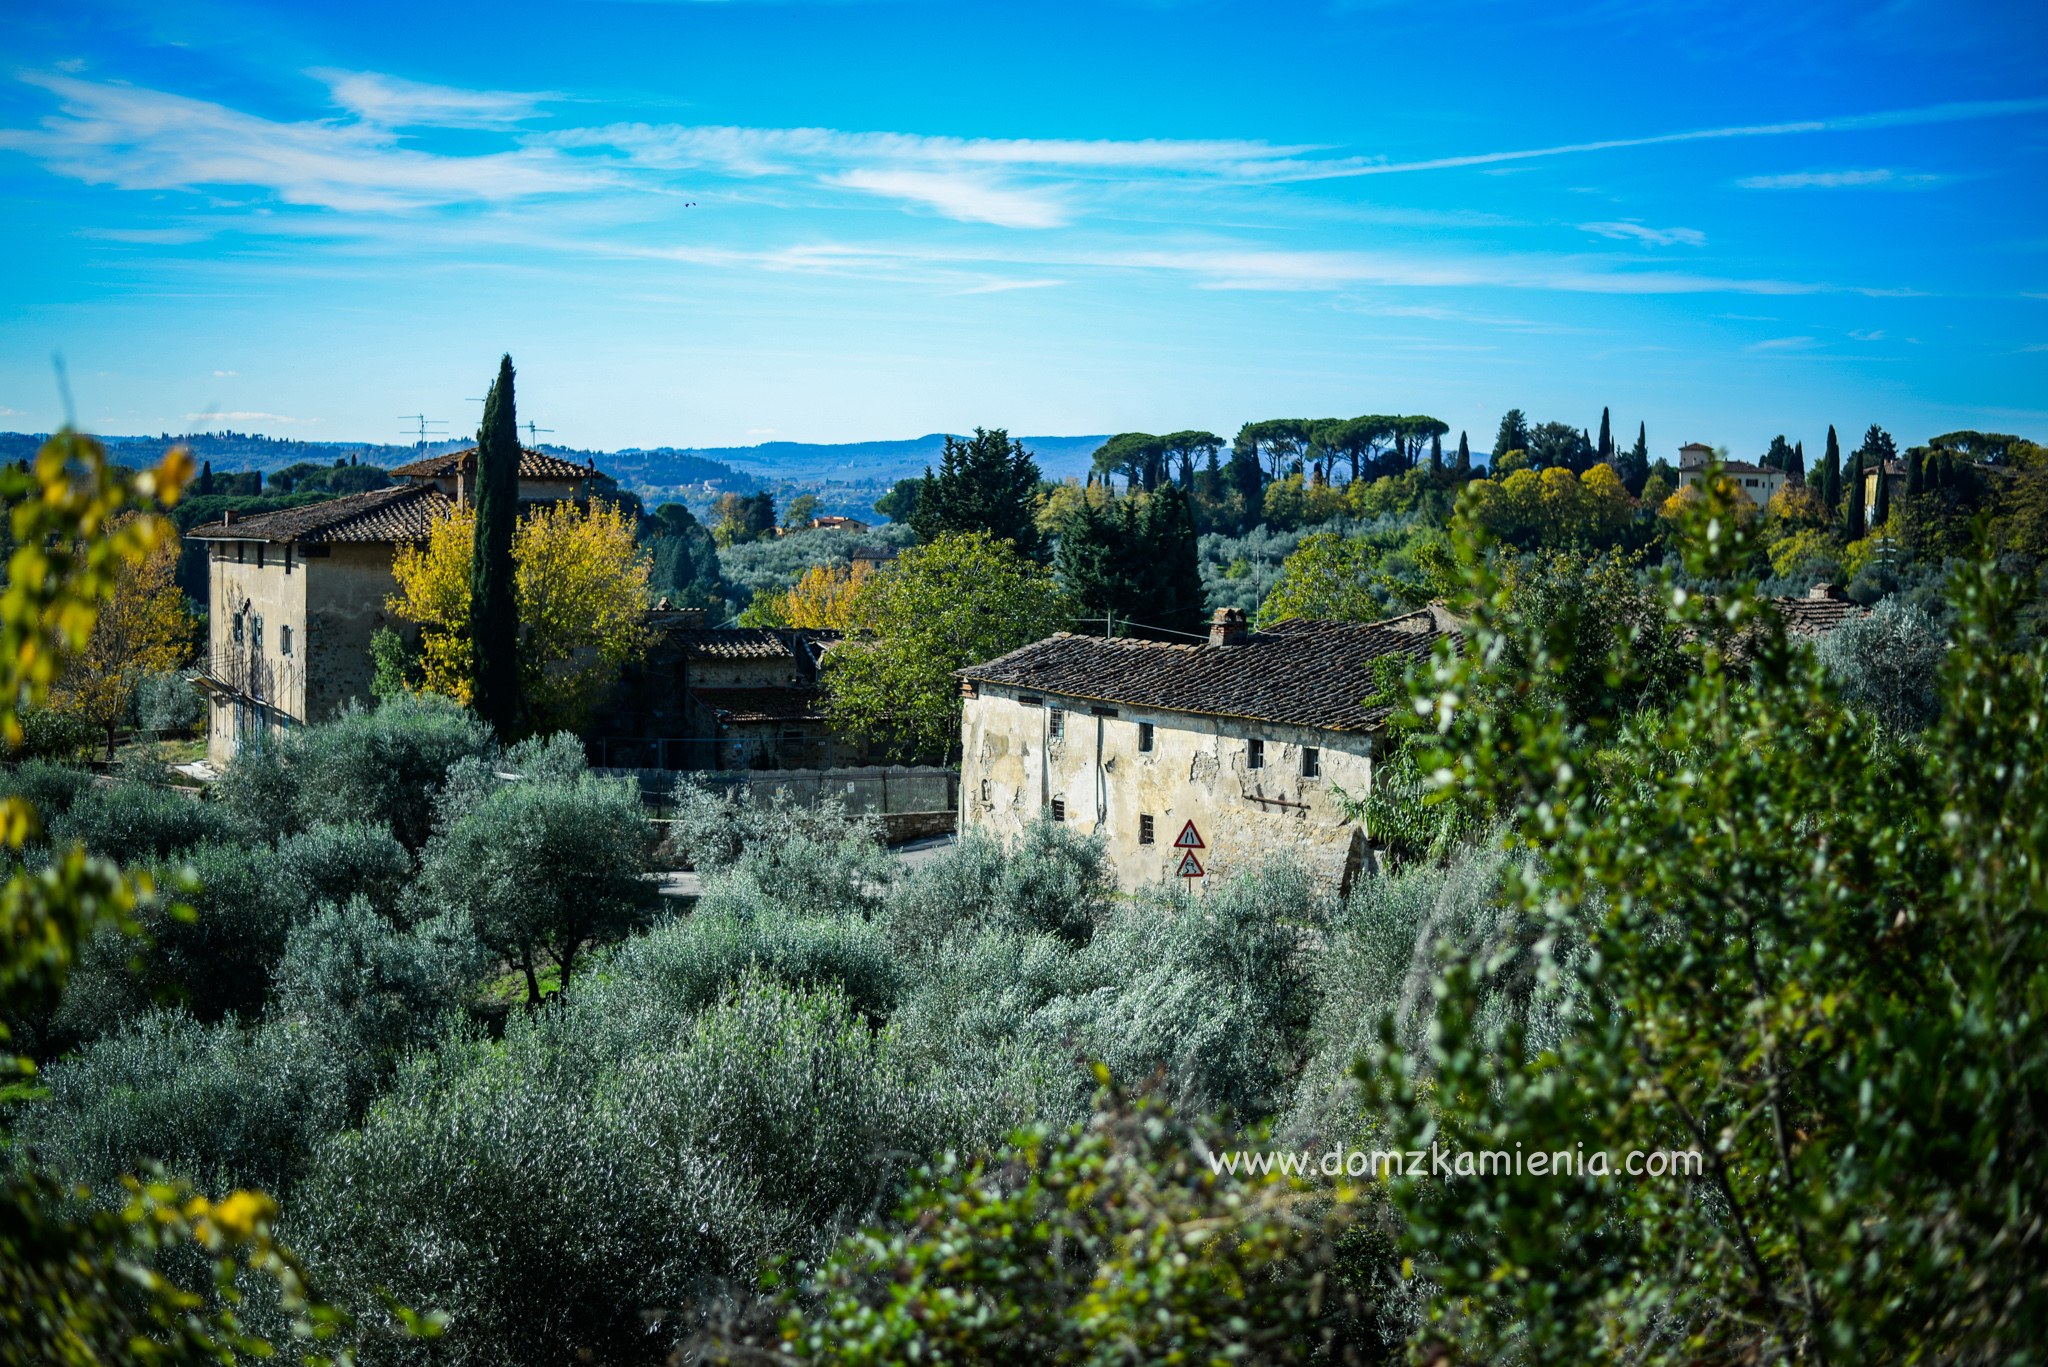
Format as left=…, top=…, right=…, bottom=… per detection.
left=955, top=605, right=1459, bottom=892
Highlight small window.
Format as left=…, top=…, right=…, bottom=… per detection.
left=251, top=615, right=264, bottom=654
left=979, top=778, right=991, bottom=802
left=1139, top=814, right=1155, bottom=845
left=1091, top=705, right=1117, bottom=718
left=280, top=624, right=293, bottom=657
left=256, top=544, right=265, bottom=568
left=1138, top=721, right=1155, bottom=753
left=1247, top=738, right=1264, bottom=770
left=231, top=611, right=245, bottom=646
left=1302, top=746, right=1320, bottom=778
left=1048, top=707, right=1065, bottom=739
left=1018, top=695, right=1043, bottom=708
left=235, top=543, right=245, bottom=564
left=1049, top=798, right=1066, bottom=822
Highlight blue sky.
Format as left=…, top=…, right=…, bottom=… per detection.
left=1, top=0, right=2044, bottom=460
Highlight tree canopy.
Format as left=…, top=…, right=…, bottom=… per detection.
left=909, top=428, right=1046, bottom=558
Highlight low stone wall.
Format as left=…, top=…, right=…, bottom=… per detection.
left=880, top=810, right=956, bottom=843
left=598, top=763, right=958, bottom=817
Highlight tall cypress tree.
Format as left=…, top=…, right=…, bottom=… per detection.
left=198, top=460, right=214, bottom=497
left=1791, top=440, right=1806, bottom=486
left=1905, top=447, right=1923, bottom=498
left=1428, top=431, right=1443, bottom=479
left=470, top=354, right=521, bottom=734
left=1872, top=454, right=1891, bottom=529
left=1845, top=450, right=1866, bottom=540
left=1455, top=430, right=1471, bottom=479
left=1597, top=407, right=1613, bottom=465
left=1822, top=425, right=1842, bottom=515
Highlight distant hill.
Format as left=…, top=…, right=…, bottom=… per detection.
left=0, top=429, right=1110, bottom=494
left=620, top=433, right=1111, bottom=485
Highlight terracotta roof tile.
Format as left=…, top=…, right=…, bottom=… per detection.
left=187, top=484, right=453, bottom=544
left=959, top=608, right=1456, bottom=732
left=390, top=446, right=598, bottom=482
left=671, top=628, right=799, bottom=661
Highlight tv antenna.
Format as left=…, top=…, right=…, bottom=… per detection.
left=398, top=415, right=447, bottom=446
left=522, top=421, right=554, bottom=445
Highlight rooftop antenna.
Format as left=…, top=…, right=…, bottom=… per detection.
left=522, top=420, right=554, bottom=446
left=398, top=415, right=447, bottom=448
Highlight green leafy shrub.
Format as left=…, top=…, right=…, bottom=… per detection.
left=216, top=693, right=495, bottom=850
left=885, top=819, right=1115, bottom=950
left=272, top=821, right=411, bottom=923
left=1815, top=592, right=1947, bottom=732
left=776, top=1079, right=1364, bottom=1366
left=47, top=777, right=235, bottom=860
left=416, top=772, right=657, bottom=1002
left=20, top=1010, right=347, bottom=1198
left=0, top=760, right=94, bottom=835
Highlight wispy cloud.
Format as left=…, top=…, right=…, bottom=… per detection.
left=1579, top=220, right=1706, bottom=246
left=1750, top=335, right=1820, bottom=351
left=0, top=72, right=606, bottom=212
left=311, top=69, right=557, bottom=129
left=1737, top=168, right=1940, bottom=189
left=77, top=225, right=214, bottom=244
left=1849, top=328, right=1886, bottom=341
left=213, top=369, right=238, bottom=376
left=186, top=410, right=311, bottom=423
left=827, top=168, right=1070, bottom=228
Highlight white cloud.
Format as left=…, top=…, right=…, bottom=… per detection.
left=1580, top=221, right=1706, bottom=247
left=0, top=406, right=24, bottom=417
left=1737, top=168, right=1938, bottom=189
left=213, top=369, right=238, bottom=376
left=1750, top=336, right=1820, bottom=351
left=1850, top=329, right=1886, bottom=341
left=950, top=277, right=1066, bottom=295
left=186, top=410, right=309, bottom=423
left=77, top=226, right=213, bottom=244
left=827, top=168, right=1069, bottom=228
left=312, top=69, right=556, bottom=129
left=0, top=73, right=606, bottom=212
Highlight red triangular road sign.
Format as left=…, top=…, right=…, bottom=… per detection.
left=1175, top=849, right=1205, bottom=878
left=1174, top=820, right=1204, bottom=849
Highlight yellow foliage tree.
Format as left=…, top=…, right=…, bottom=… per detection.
left=752, top=561, right=871, bottom=629
left=48, top=512, right=194, bottom=757
left=390, top=499, right=652, bottom=732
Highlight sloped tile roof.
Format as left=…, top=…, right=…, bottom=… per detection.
left=959, top=608, right=1456, bottom=732
left=390, top=447, right=598, bottom=482
left=187, top=484, right=453, bottom=544
left=671, top=628, right=799, bottom=661
left=690, top=686, right=826, bottom=722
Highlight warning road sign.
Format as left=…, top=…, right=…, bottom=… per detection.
left=1174, top=820, right=1204, bottom=849
left=1175, top=849, right=1205, bottom=878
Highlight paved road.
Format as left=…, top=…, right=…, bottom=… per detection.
left=655, top=832, right=956, bottom=901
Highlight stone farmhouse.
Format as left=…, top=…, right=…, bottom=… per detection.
left=956, top=605, right=1458, bottom=892
left=591, top=613, right=863, bottom=771
left=186, top=447, right=602, bottom=765
left=1675, top=440, right=1789, bottom=505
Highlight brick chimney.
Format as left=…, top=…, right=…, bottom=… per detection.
left=1208, top=607, right=1249, bottom=648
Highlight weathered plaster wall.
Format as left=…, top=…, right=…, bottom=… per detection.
left=302, top=542, right=401, bottom=723
left=207, top=543, right=307, bottom=766
left=959, top=684, right=1376, bottom=893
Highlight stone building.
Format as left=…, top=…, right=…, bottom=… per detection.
left=956, top=606, right=1457, bottom=892
left=1675, top=441, right=1789, bottom=505
left=585, top=617, right=870, bottom=771
left=187, top=447, right=602, bottom=765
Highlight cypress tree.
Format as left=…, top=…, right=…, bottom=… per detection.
left=470, top=354, right=522, bottom=734
left=1845, top=450, right=1866, bottom=540
left=1822, top=425, right=1842, bottom=514
left=1872, top=454, right=1891, bottom=529
left=1906, top=448, right=1923, bottom=498
left=1429, top=431, right=1443, bottom=479
left=198, top=460, right=213, bottom=497
left=1455, top=431, right=1471, bottom=478
left=1791, top=440, right=1806, bottom=486
left=1597, top=407, right=1613, bottom=464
